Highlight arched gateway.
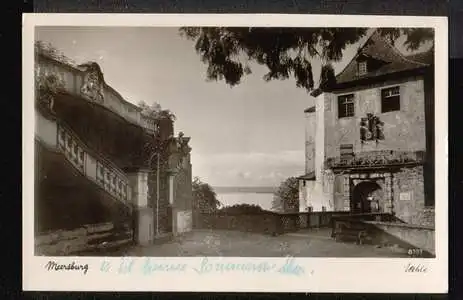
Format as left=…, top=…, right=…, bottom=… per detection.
left=351, top=180, right=382, bottom=214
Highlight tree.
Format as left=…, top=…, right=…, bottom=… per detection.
left=192, top=177, right=222, bottom=213
left=272, top=177, right=299, bottom=213
left=179, top=27, right=434, bottom=92
left=219, top=203, right=264, bottom=214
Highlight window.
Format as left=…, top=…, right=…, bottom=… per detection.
left=338, top=94, right=355, bottom=118
left=340, top=144, right=354, bottom=163
left=358, top=61, right=367, bottom=76
left=381, top=86, right=400, bottom=113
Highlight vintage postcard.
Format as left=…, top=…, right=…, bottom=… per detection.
left=23, top=14, right=448, bottom=292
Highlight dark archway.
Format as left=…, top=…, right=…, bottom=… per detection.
left=351, top=180, right=382, bottom=214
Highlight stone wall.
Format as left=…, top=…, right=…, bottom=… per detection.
left=35, top=222, right=133, bottom=256
left=324, top=76, right=427, bottom=160
left=367, top=221, right=435, bottom=256
left=416, top=207, right=435, bottom=228
left=305, top=110, right=316, bottom=174
left=194, top=211, right=351, bottom=235
left=333, top=174, right=349, bottom=211
left=392, top=166, right=429, bottom=225
left=330, top=166, right=433, bottom=227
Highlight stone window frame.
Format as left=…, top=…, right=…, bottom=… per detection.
left=338, top=93, right=355, bottom=118
left=381, top=85, right=401, bottom=113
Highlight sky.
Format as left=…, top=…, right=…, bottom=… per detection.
left=35, top=27, right=428, bottom=187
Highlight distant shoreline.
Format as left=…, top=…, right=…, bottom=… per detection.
left=213, top=186, right=277, bottom=194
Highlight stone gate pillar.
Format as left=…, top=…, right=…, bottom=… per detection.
left=167, top=172, right=178, bottom=235
left=127, top=169, right=154, bottom=245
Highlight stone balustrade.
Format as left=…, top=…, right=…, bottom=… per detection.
left=36, top=110, right=132, bottom=207
left=57, top=123, right=131, bottom=205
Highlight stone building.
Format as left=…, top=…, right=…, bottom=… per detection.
left=298, top=31, right=435, bottom=227
left=34, top=44, right=194, bottom=253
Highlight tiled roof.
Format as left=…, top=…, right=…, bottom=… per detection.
left=406, top=47, right=434, bottom=65
left=297, top=171, right=316, bottom=180
left=334, top=31, right=431, bottom=85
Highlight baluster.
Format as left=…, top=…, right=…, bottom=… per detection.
left=97, top=163, right=104, bottom=184
left=122, top=183, right=127, bottom=201
left=66, top=135, right=72, bottom=156
left=58, top=127, right=66, bottom=150
left=105, top=171, right=110, bottom=190
left=79, top=150, right=85, bottom=170
left=73, top=143, right=79, bottom=164
left=111, top=174, right=117, bottom=195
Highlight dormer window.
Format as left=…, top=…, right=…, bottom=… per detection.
left=358, top=61, right=367, bottom=76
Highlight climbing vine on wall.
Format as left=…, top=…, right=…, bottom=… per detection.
left=35, top=71, right=65, bottom=112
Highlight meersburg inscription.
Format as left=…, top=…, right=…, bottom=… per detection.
left=45, top=261, right=89, bottom=275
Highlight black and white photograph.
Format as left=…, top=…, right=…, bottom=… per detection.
left=33, top=24, right=438, bottom=257
left=23, top=14, right=448, bottom=293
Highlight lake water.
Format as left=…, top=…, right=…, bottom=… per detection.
left=217, top=193, right=275, bottom=211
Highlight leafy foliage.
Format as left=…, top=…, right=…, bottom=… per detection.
left=272, top=177, right=299, bottom=213
left=192, top=177, right=222, bottom=213
left=218, top=203, right=265, bottom=215
left=35, top=71, right=65, bottom=111
left=35, top=40, right=76, bottom=66
left=179, top=27, right=434, bottom=92
left=138, top=101, right=176, bottom=122
left=138, top=101, right=178, bottom=168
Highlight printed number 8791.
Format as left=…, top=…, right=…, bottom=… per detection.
left=407, top=248, right=423, bottom=256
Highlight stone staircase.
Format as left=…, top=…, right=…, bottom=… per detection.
left=35, top=110, right=135, bottom=255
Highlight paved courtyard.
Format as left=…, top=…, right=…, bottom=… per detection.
left=123, top=228, right=409, bottom=257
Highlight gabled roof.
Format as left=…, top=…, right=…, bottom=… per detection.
left=406, top=47, right=434, bottom=65
left=334, top=30, right=431, bottom=85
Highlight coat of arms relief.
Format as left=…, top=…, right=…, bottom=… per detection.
left=360, top=113, right=385, bottom=144
left=78, top=62, right=105, bottom=103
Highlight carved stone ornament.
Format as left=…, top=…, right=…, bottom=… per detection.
left=79, top=62, right=105, bottom=103
left=360, top=113, right=385, bottom=144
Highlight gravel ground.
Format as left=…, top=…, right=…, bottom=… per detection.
left=123, top=228, right=409, bottom=257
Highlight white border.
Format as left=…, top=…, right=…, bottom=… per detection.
left=23, top=14, right=448, bottom=293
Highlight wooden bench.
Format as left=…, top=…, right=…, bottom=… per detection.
left=332, top=220, right=371, bottom=245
